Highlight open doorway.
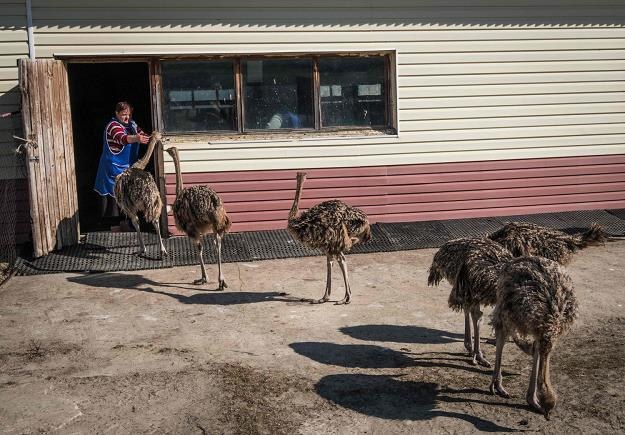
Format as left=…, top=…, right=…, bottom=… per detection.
left=67, top=62, right=153, bottom=233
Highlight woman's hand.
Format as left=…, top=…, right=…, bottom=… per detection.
left=137, top=133, right=150, bottom=144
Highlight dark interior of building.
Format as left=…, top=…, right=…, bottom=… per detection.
left=67, top=62, right=153, bottom=232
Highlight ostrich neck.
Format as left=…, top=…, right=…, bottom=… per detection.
left=540, top=352, right=553, bottom=393
left=132, top=136, right=158, bottom=170
left=172, top=152, right=184, bottom=197
left=288, top=177, right=304, bottom=222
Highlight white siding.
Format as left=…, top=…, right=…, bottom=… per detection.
left=0, top=0, right=28, bottom=180
left=17, top=1, right=625, bottom=173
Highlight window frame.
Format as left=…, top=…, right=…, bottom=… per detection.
left=157, top=51, right=397, bottom=137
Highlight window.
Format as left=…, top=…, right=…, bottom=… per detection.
left=243, top=59, right=313, bottom=130
left=159, top=53, right=394, bottom=135
left=162, top=60, right=236, bottom=133
left=319, top=57, right=387, bottom=128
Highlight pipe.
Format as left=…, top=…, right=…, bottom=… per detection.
left=26, top=0, right=35, bottom=59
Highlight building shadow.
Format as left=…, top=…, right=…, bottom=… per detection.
left=315, top=373, right=521, bottom=432
left=340, top=324, right=464, bottom=344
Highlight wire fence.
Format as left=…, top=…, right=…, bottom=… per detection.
left=0, top=110, right=28, bottom=283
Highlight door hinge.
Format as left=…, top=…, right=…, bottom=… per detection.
left=13, top=134, right=39, bottom=161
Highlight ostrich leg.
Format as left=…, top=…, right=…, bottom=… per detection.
left=153, top=219, right=168, bottom=258
left=336, top=253, right=351, bottom=305
left=471, top=305, right=491, bottom=367
left=194, top=240, right=208, bottom=285
left=312, top=255, right=333, bottom=304
left=526, top=342, right=543, bottom=414
left=464, top=310, right=473, bottom=354
left=215, top=233, right=227, bottom=291
left=489, top=328, right=510, bottom=398
left=130, top=215, right=146, bottom=255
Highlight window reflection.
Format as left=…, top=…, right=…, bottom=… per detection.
left=162, top=61, right=236, bottom=132
left=319, top=57, right=386, bottom=128
left=243, top=59, right=313, bottom=130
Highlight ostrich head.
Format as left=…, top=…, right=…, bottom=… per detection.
left=165, top=146, right=183, bottom=195
left=542, top=389, right=557, bottom=420
left=165, top=146, right=177, bottom=158
left=131, top=130, right=163, bottom=170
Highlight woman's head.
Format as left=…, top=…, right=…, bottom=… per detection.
left=114, top=101, right=133, bottom=123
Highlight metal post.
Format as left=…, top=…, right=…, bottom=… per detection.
left=26, top=0, right=35, bottom=60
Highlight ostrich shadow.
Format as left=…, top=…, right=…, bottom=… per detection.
left=340, top=324, right=464, bottom=345
left=67, top=272, right=301, bottom=305
left=315, top=373, right=523, bottom=432
left=289, top=342, right=506, bottom=375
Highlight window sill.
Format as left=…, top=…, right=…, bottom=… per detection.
left=164, top=128, right=398, bottom=145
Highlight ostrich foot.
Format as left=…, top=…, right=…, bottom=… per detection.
left=217, top=280, right=228, bottom=291
left=526, top=394, right=544, bottom=415
left=193, top=277, right=207, bottom=285
left=489, top=380, right=510, bottom=398
left=472, top=352, right=492, bottom=368
left=335, top=298, right=351, bottom=305
left=311, top=296, right=330, bottom=304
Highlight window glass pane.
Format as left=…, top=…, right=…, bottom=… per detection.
left=319, top=57, right=387, bottom=128
left=243, top=59, right=313, bottom=130
left=162, top=61, right=236, bottom=132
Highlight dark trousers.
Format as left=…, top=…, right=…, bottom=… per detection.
left=98, top=194, right=120, bottom=220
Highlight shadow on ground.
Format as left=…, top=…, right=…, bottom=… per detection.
left=66, top=272, right=302, bottom=305
left=290, top=342, right=493, bottom=374
left=340, top=324, right=464, bottom=344
left=315, top=373, right=521, bottom=432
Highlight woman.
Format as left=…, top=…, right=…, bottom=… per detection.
left=94, top=101, right=150, bottom=230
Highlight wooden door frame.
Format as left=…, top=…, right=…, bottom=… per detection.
left=62, top=56, right=169, bottom=237
left=148, top=58, right=169, bottom=237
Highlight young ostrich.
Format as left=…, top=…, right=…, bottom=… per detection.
left=428, top=237, right=514, bottom=366
left=114, top=131, right=167, bottom=257
left=165, top=146, right=231, bottom=289
left=489, top=221, right=607, bottom=265
left=287, top=172, right=371, bottom=305
left=490, top=256, right=578, bottom=420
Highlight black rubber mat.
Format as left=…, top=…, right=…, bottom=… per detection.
left=13, top=209, right=625, bottom=276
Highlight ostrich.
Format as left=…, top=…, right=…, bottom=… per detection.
left=489, top=221, right=607, bottom=265
left=490, top=256, right=578, bottom=420
left=428, top=237, right=514, bottom=366
left=114, top=131, right=167, bottom=258
left=287, top=172, right=371, bottom=305
left=165, top=146, right=231, bottom=289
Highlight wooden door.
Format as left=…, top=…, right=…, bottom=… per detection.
left=18, top=59, right=79, bottom=258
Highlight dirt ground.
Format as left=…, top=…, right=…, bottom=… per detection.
left=0, top=241, right=624, bottom=434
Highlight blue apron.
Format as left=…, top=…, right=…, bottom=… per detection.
left=94, top=118, right=140, bottom=197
